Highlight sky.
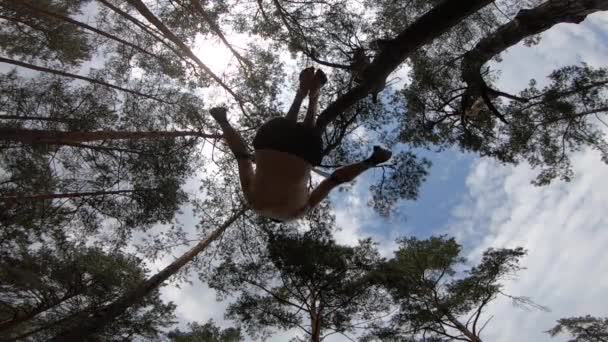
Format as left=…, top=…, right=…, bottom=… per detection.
left=156, top=10, right=608, bottom=342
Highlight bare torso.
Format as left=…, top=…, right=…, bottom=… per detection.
left=249, top=149, right=312, bottom=221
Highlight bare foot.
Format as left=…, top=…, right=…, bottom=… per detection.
left=299, top=67, right=316, bottom=94
left=368, top=146, right=392, bottom=165
left=209, top=107, right=228, bottom=124
left=310, top=69, right=328, bottom=97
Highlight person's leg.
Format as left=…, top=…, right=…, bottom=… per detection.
left=286, top=67, right=316, bottom=122
left=330, top=146, right=391, bottom=183
left=307, top=146, right=392, bottom=208
left=303, top=69, right=327, bottom=128
left=209, top=107, right=255, bottom=202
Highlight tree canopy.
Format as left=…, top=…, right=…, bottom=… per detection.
left=207, top=224, right=388, bottom=341
left=167, top=320, right=243, bottom=342
left=547, top=315, right=608, bottom=342
left=1, top=0, right=607, bottom=340
left=365, top=236, right=546, bottom=342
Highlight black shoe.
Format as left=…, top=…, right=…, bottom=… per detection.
left=369, top=145, right=392, bottom=165
left=209, top=107, right=228, bottom=124
left=314, top=69, right=328, bottom=87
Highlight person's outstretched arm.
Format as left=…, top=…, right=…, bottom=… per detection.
left=285, top=67, right=315, bottom=122
left=209, top=107, right=255, bottom=203
left=307, top=146, right=392, bottom=209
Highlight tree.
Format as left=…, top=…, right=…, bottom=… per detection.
left=0, top=243, right=176, bottom=341
left=397, top=0, right=608, bottom=185
left=367, top=236, right=546, bottom=342
left=167, top=320, right=243, bottom=342
left=547, top=315, right=608, bottom=342
left=2, top=0, right=608, bottom=341
left=0, top=71, right=214, bottom=251
left=206, top=224, right=389, bottom=342
left=0, top=0, right=93, bottom=65
left=47, top=208, right=245, bottom=341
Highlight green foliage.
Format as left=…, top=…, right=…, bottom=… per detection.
left=1, top=0, right=604, bottom=340
left=207, top=224, right=388, bottom=341
left=369, top=151, right=431, bottom=217
left=398, top=46, right=608, bottom=186
left=547, top=315, right=608, bottom=342
left=367, top=236, right=537, bottom=341
left=0, top=72, right=199, bottom=249
left=0, top=0, right=93, bottom=65
left=167, top=320, right=243, bottom=342
left=0, top=243, right=176, bottom=341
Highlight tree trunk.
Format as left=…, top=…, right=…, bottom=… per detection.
left=310, top=314, right=322, bottom=342
left=47, top=208, right=245, bottom=342
left=2, top=189, right=136, bottom=202
left=314, top=0, right=494, bottom=132
left=462, top=0, right=608, bottom=93
left=0, top=57, right=174, bottom=104
left=444, top=311, right=483, bottom=342
left=0, top=115, right=75, bottom=123
left=124, top=0, right=245, bottom=108
left=0, top=128, right=220, bottom=145
left=96, top=0, right=190, bottom=66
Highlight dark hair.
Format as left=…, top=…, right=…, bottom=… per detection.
left=270, top=218, right=283, bottom=223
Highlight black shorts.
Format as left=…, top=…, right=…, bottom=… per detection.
left=253, top=118, right=324, bottom=166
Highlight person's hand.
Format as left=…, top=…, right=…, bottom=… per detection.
left=309, top=69, right=328, bottom=97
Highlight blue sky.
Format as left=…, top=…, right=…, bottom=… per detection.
left=159, top=11, right=608, bottom=342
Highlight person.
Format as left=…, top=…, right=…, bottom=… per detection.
left=210, top=67, right=392, bottom=222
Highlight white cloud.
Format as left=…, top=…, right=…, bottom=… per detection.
left=492, top=13, right=608, bottom=92
left=447, top=146, right=608, bottom=342
left=333, top=180, right=402, bottom=258
left=160, top=276, right=231, bottom=330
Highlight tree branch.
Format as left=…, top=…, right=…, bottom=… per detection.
left=304, top=48, right=351, bottom=70
left=315, top=0, right=495, bottom=132
left=48, top=208, right=246, bottom=341
left=0, top=128, right=221, bottom=145
left=461, top=0, right=608, bottom=120
left=243, top=279, right=308, bottom=312
left=2, top=189, right=137, bottom=202
left=189, top=0, right=253, bottom=69
left=124, top=0, right=249, bottom=114
left=0, top=57, right=175, bottom=104
left=96, top=0, right=191, bottom=64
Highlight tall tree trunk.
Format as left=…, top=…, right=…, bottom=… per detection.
left=462, top=0, right=608, bottom=95
left=314, top=0, right=495, bottom=132
left=0, top=57, right=174, bottom=104
left=96, top=0, right=191, bottom=66
left=2, top=189, right=136, bottom=202
left=0, top=115, right=75, bottom=123
left=124, top=0, right=246, bottom=110
left=310, top=313, right=322, bottom=342
left=47, top=208, right=246, bottom=342
left=0, top=128, right=220, bottom=145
